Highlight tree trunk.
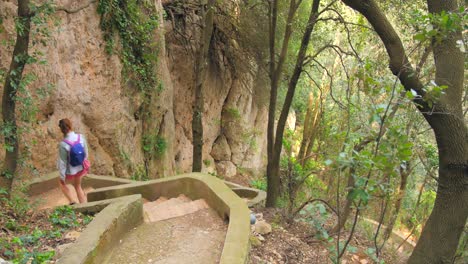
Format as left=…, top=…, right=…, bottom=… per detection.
left=298, top=93, right=321, bottom=166
left=409, top=0, right=467, bottom=260
left=192, top=0, right=215, bottom=172
left=298, top=34, right=340, bottom=167
left=1, top=0, right=31, bottom=193
left=409, top=117, right=467, bottom=263
left=266, top=0, right=300, bottom=207
left=341, top=0, right=467, bottom=262
left=331, top=167, right=355, bottom=233
left=383, top=163, right=410, bottom=245
left=267, top=0, right=321, bottom=207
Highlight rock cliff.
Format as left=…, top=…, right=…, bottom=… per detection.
left=0, top=0, right=267, bottom=181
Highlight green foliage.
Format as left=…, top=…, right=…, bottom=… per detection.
left=364, top=247, right=385, bottom=264
left=97, top=0, right=159, bottom=93
left=224, top=107, right=241, bottom=120
left=208, top=171, right=224, bottom=179
left=1, top=192, right=93, bottom=263
left=30, top=2, right=56, bottom=45
left=299, top=202, right=331, bottom=240
left=411, top=8, right=466, bottom=43
left=49, top=206, right=79, bottom=228
left=0, top=121, right=17, bottom=153
left=0, top=187, right=31, bottom=217
left=142, top=134, right=167, bottom=158
left=250, top=178, right=267, bottom=191
left=203, top=159, right=211, bottom=167
left=8, top=248, right=55, bottom=264
left=130, top=164, right=149, bottom=181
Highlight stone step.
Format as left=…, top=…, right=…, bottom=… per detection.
left=144, top=197, right=209, bottom=223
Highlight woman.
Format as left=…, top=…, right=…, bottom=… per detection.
left=57, top=118, right=90, bottom=204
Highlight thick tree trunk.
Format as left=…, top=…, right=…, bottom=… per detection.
left=341, top=0, right=467, bottom=262
left=409, top=117, right=467, bottom=263
left=192, top=0, right=215, bottom=172
left=410, top=0, right=467, bottom=261
left=1, top=0, right=31, bottom=193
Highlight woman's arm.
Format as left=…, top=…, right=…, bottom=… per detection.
left=57, top=143, right=68, bottom=180
left=82, top=134, right=89, bottom=159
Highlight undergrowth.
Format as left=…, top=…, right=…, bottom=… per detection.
left=0, top=191, right=93, bottom=263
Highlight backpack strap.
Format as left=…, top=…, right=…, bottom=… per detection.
left=63, top=139, right=74, bottom=146
left=63, top=134, right=80, bottom=146
left=75, top=134, right=81, bottom=144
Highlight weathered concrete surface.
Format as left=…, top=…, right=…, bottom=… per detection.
left=103, top=208, right=227, bottom=264
left=143, top=195, right=209, bottom=222
left=57, top=194, right=143, bottom=264
left=26, top=172, right=134, bottom=208
left=27, top=171, right=133, bottom=196
left=225, top=181, right=266, bottom=208
left=88, top=173, right=251, bottom=264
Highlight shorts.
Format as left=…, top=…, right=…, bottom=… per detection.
left=62, top=160, right=90, bottom=182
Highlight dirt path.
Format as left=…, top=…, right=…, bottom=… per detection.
left=103, top=208, right=227, bottom=264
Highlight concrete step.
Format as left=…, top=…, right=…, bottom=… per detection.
left=143, top=196, right=209, bottom=223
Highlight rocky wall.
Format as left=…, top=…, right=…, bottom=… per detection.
left=0, top=0, right=267, bottom=181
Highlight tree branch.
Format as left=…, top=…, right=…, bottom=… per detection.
left=341, top=0, right=430, bottom=112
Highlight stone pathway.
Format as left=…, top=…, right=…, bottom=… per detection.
left=103, top=196, right=227, bottom=264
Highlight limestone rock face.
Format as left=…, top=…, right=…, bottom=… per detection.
left=0, top=0, right=266, bottom=180
left=211, top=135, right=231, bottom=161
left=215, top=161, right=237, bottom=178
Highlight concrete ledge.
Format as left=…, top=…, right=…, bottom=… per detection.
left=27, top=172, right=133, bottom=196
left=224, top=181, right=266, bottom=208
left=88, top=173, right=251, bottom=264
left=232, top=188, right=266, bottom=208
left=57, top=194, right=143, bottom=264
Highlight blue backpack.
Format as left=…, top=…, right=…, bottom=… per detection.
left=63, top=134, right=85, bottom=167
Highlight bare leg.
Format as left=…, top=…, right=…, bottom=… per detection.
left=73, top=176, right=87, bottom=203
left=59, top=178, right=76, bottom=204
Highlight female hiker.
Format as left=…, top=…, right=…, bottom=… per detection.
left=57, top=118, right=90, bottom=204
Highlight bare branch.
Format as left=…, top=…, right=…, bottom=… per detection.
left=317, top=16, right=374, bottom=31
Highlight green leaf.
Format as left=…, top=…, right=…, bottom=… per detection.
left=413, top=33, right=426, bottom=41
left=348, top=246, right=358, bottom=253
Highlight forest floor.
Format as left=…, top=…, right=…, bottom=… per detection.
left=0, top=196, right=92, bottom=263
left=249, top=208, right=410, bottom=264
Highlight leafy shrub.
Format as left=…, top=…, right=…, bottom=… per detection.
left=49, top=206, right=79, bottom=228
left=251, top=178, right=267, bottom=191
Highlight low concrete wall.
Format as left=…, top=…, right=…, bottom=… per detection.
left=224, top=181, right=266, bottom=208
left=360, top=217, right=415, bottom=252
left=27, top=172, right=133, bottom=196
left=88, top=173, right=251, bottom=264
left=57, top=194, right=143, bottom=264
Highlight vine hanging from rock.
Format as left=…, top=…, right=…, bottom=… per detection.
left=97, top=0, right=159, bottom=94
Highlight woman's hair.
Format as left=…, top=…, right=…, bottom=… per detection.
left=59, top=118, right=72, bottom=134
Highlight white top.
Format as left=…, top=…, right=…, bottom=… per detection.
left=57, top=131, right=88, bottom=180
